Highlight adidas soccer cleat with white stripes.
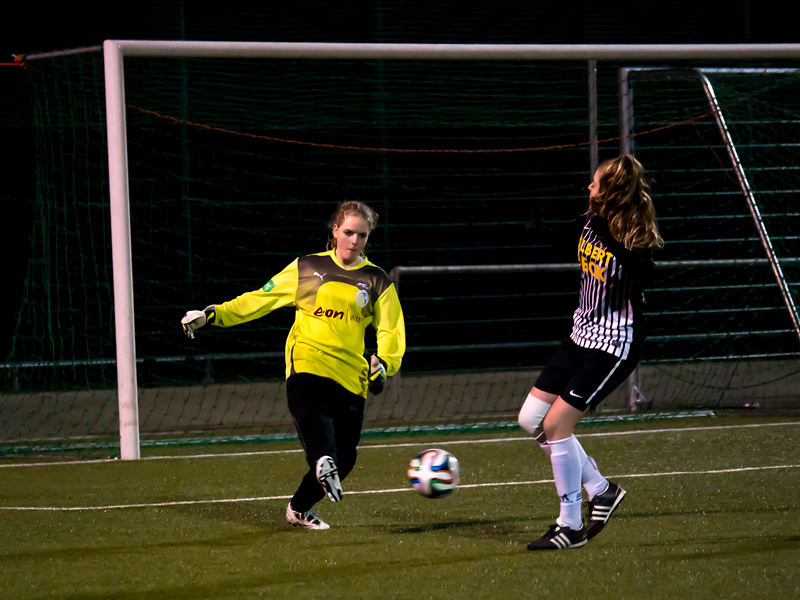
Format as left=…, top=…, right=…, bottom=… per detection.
left=316, top=455, right=343, bottom=502
left=585, top=481, right=626, bottom=540
left=286, top=503, right=330, bottom=530
left=527, top=523, right=587, bottom=550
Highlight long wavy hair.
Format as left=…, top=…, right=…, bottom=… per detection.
left=326, top=200, right=379, bottom=255
left=591, top=155, right=664, bottom=250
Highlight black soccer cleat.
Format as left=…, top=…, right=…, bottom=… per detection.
left=527, top=523, right=587, bottom=550
left=585, top=481, right=626, bottom=540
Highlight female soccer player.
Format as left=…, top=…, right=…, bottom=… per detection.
left=519, top=155, right=663, bottom=550
left=181, top=201, right=406, bottom=530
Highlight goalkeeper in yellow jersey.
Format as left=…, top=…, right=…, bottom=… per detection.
left=181, top=201, right=405, bottom=530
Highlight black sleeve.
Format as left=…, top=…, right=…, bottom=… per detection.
left=588, top=215, right=655, bottom=285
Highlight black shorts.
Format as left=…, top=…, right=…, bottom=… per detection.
left=534, top=338, right=642, bottom=410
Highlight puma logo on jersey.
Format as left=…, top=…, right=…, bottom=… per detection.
left=313, top=272, right=326, bottom=281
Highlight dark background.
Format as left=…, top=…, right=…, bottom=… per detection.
left=4, top=0, right=798, bottom=55
left=3, top=0, right=800, bottom=366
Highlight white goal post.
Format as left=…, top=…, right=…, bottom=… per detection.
left=103, top=41, right=800, bottom=459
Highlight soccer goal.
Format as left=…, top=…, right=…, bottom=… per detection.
left=4, top=42, right=800, bottom=459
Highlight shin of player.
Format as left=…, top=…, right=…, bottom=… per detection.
left=520, top=155, right=663, bottom=550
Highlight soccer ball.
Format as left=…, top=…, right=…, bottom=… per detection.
left=407, top=449, right=461, bottom=498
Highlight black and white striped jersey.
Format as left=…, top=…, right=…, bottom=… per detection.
left=569, top=214, right=654, bottom=358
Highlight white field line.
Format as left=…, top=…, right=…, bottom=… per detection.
left=2, top=420, right=799, bottom=469
left=2, top=463, right=798, bottom=512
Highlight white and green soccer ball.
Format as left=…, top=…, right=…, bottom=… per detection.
left=408, top=449, right=461, bottom=498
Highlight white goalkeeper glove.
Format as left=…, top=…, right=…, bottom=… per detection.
left=181, top=305, right=216, bottom=339
left=368, top=355, right=387, bottom=395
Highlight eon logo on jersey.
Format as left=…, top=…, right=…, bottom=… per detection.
left=312, top=305, right=365, bottom=323
left=313, top=307, right=345, bottom=320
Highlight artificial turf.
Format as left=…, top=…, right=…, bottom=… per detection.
left=2, top=414, right=798, bottom=599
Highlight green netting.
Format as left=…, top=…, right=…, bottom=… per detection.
left=2, top=51, right=800, bottom=456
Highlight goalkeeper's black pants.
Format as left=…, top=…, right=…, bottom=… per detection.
left=287, top=373, right=365, bottom=512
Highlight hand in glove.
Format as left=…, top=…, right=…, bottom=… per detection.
left=368, top=355, right=387, bottom=395
left=181, top=305, right=216, bottom=339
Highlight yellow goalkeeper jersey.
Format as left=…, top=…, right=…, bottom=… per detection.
left=210, top=250, right=405, bottom=398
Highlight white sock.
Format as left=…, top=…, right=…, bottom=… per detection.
left=548, top=435, right=583, bottom=530
left=575, top=438, right=608, bottom=499
left=544, top=440, right=605, bottom=497
left=519, top=394, right=605, bottom=501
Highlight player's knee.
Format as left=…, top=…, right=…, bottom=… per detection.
left=518, top=393, right=551, bottom=436
left=542, top=417, right=569, bottom=443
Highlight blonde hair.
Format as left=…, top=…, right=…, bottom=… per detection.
left=326, top=201, right=379, bottom=253
left=593, top=155, right=664, bottom=250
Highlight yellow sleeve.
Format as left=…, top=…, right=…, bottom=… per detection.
left=373, top=283, right=405, bottom=376
left=211, top=259, right=298, bottom=328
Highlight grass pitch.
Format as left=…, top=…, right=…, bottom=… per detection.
left=2, top=414, right=799, bottom=599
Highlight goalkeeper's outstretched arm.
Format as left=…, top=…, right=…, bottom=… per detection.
left=180, top=260, right=298, bottom=338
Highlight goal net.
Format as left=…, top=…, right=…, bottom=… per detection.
left=2, top=43, right=800, bottom=457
